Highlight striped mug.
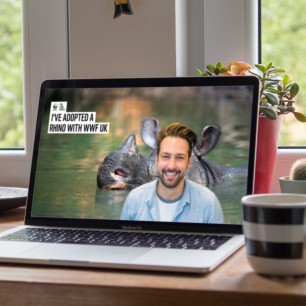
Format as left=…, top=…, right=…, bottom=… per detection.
left=242, top=194, right=306, bottom=277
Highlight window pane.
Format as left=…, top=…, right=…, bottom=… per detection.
left=261, top=0, right=306, bottom=146
left=0, top=0, right=24, bottom=148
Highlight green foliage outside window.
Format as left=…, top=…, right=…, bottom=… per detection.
left=262, top=0, right=306, bottom=145
left=0, top=0, right=24, bottom=148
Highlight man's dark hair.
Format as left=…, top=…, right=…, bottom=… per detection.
left=157, top=122, right=197, bottom=157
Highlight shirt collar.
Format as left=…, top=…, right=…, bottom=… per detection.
left=147, top=180, right=191, bottom=219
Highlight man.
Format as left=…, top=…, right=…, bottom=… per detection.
left=120, top=122, right=224, bottom=223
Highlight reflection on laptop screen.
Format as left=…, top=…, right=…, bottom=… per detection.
left=30, top=78, right=257, bottom=226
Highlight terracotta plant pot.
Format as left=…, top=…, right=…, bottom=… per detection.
left=279, top=176, right=306, bottom=194
left=254, top=116, right=282, bottom=194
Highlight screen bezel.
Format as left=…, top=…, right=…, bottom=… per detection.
left=25, top=76, right=259, bottom=234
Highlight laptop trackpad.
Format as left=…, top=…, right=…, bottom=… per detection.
left=18, top=244, right=150, bottom=264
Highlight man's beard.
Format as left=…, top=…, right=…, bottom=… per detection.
left=158, top=169, right=185, bottom=189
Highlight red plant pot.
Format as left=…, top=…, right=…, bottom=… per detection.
left=254, top=116, right=282, bottom=194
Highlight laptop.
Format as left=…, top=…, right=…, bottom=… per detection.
left=0, top=76, right=259, bottom=273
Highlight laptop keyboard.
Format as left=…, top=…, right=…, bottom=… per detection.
left=0, top=228, right=232, bottom=250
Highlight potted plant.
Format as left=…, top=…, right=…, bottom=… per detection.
left=196, top=61, right=306, bottom=194
left=196, top=61, right=306, bottom=122
left=279, top=158, right=306, bottom=194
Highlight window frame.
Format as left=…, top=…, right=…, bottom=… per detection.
left=0, top=0, right=68, bottom=187
left=258, top=0, right=306, bottom=191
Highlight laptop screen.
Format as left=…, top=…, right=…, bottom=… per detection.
left=27, top=77, right=258, bottom=232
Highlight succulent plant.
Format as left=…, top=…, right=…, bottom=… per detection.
left=196, top=61, right=306, bottom=122
left=248, top=63, right=303, bottom=121
left=289, top=158, right=306, bottom=180
left=195, top=62, right=229, bottom=76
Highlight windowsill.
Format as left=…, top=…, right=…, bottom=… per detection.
left=270, top=147, right=306, bottom=193
left=0, top=149, right=31, bottom=187
left=0, top=149, right=29, bottom=160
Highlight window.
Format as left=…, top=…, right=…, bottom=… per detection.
left=0, top=0, right=68, bottom=187
left=0, top=0, right=24, bottom=148
left=1, top=0, right=304, bottom=189
left=261, top=0, right=306, bottom=146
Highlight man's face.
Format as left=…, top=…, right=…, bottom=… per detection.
left=157, top=136, right=191, bottom=189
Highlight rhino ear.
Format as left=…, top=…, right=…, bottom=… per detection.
left=194, top=125, right=221, bottom=157
left=140, top=118, right=161, bottom=150
left=119, top=134, right=139, bottom=154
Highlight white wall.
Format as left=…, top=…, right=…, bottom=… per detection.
left=68, top=0, right=258, bottom=79
left=68, top=0, right=176, bottom=78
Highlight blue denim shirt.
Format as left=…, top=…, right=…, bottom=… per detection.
left=120, top=179, right=224, bottom=223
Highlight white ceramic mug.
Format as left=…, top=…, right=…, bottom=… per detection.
left=242, top=193, right=306, bottom=277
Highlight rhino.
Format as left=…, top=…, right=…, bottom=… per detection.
left=97, top=118, right=246, bottom=190
left=97, top=133, right=157, bottom=190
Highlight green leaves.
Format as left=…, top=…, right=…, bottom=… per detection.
left=195, top=68, right=207, bottom=76
left=290, top=83, right=299, bottom=98
left=195, top=62, right=228, bottom=76
left=207, top=64, right=216, bottom=74
left=251, top=62, right=303, bottom=121
left=259, top=103, right=278, bottom=120
left=263, top=92, right=279, bottom=105
left=282, top=74, right=291, bottom=86
left=293, top=112, right=306, bottom=122
left=254, top=62, right=285, bottom=74
left=254, top=64, right=267, bottom=73
left=196, top=61, right=305, bottom=123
